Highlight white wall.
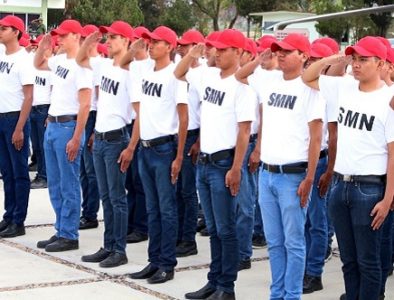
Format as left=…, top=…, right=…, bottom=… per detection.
left=0, top=0, right=64, bottom=9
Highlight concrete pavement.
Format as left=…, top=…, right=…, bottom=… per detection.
left=0, top=177, right=393, bottom=300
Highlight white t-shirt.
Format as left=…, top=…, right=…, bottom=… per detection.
left=251, top=70, right=324, bottom=164
left=193, top=68, right=257, bottom=154
left=185, top=65, right=204, bottom=130
left=0, top=48, right=35, bottom=113
left=48, top=54, right=92, bottom=116
left=132, top=62, right=188, bottom=140
left=90, top=55, right=103, bottom=111
left=91, top=58, right=133, bottom=132
left=33, top=69, right=52, bottom=106
left=319, top=75, right=394, bottom=175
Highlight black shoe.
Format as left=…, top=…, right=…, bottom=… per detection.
left=129, top=263, right=159, bottom=279
left=200, top=227, right=210, bottom=236
left=252, top=235, right=267, bottom=248
left=185, top=283, right=217, bottom=299
left=99, top=252, right=128, bottom=268
left=196, top=219, right=206, bottom=232
left=45, top=237, right=79, bottom=252
left=147, top=268, right=174, bottom=284
left=238, top=259, right=251, bottom=271
left=379, top=294, right=385, bottom=300
left=303, top=274, right=323, bottom=294
left=0, top=223, right=25, bottom=238
left=206, top=290, right=236, bottom=300
left=29, top=162, right=37, bottom=172
left=126, top=231, right=148, bottom=243
left=82, top=248, right=111, bottom=263
left=339, top=294, right=346, bottom=300
left=176, top=241, right=198, bottom=257
left=30, top=176, right=47, bottom=189
left=79, top=217, right=98, bottom=230
left=37, top=235, right=58, bottom=249
left=0, top=219, right=9, bottom=232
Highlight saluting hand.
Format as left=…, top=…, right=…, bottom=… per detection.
left=297, top=178, right=313, bottom=208
left=188, top=43, right=205, bottom=59
left=84, top=31, right=101, bottom=48
left=225, top=168, right=241, bottom=196
left=130, top=38, right=146, bottom=52
left=257, top=48, right=272, bottom=64
left=38, top=34, right=52, bottom=51
left=322, top=54, right=352, bottom=66
left=118, top=148, right=134, bottom=173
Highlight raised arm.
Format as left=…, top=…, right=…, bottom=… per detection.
left=302, top=54, right=350, bottom=90
left=120, top=38, right=146, bottom=70
left=174, top=43, right=204, bottom=81
left=76, top=32, right=100, bottom=69
left=34, top=34, right=52, bottom=70
left=235, top=49, right=272, bottom=84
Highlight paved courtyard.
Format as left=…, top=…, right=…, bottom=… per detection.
left=0, top=176, right=393, bottom=300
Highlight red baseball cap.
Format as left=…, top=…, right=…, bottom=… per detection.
left=100, top=21, right=133, bottom=40
left=19, top=37, right=30, bottom=47
left=82, top=24, right=99, bottom=38
left=271, top=33, right=310, bottom=55
left=205, top=31, right=220, bottom=43
left=310, top=43, right=333, bottom=58
left=375, top=37, right=394, bottom=63
left=0, top=15, right=25, bottom=32
left=97, top=43, right=108, bottom=56
left=345, top=36, right=387, bottom=60
left=257, top=35, right=277, bottom=50
left=244, top=38, right=257, bottom=57
left=312, top=37, right=339, bottom=54
left=51, top=19, right=83, bottom=36
left=177, top=29, right=204, bottom=45
left=205, top=29, right=245, bottom=49
left=133, top=26, right=149, bottom=39
left=142, top=26, right=177, bottom=48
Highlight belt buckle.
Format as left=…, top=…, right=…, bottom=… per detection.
left=343, top=175, right=352, bottom=182
left=199, top=153, right=208, bottom=164
left=141, top=140, right=150, bottom=147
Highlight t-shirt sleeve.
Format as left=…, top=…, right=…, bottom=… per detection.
left=385, top=106, right=394, bottom=143
left=47, top=55, right=58, bottom=72
left=175, top=78, right=188, bottom=105
left=305, top=86, right=325, bottom=123
left=235, top=84, right=257, bottom=123
left=129, top=62, right=143, bottom=103
left=318, top=75, right=340, bottom=107
left=19, top=55, right=35, bottom=86
left=75, top=66, right=93, bottom=90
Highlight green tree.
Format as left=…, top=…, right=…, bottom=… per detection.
left=72, top=0, right=144, bottom=26
left=364, top=0, right=393, bottom=36
left=138, top=0, right=166, bottom=30
left=159, top=0, right=198, bottom=35
left=192, top=0, right=231, bottom=30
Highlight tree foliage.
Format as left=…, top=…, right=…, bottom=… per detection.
left=71, top=0, right=144, bottom=26
left=159, top=0, right=198, bottom=35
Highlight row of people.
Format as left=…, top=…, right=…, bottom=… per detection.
left=0, top=14, right=393, bottom=300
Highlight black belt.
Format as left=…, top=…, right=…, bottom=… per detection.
left=187, top=128, right=200, bottom=137
left=319, top=149, right=328, bottom=159
left=249, top=134, right=258, bottom=143
left=334, top=172, right=386, bottom=184
left=140, top=135, right=174, bottom=148
left=95, top=127, right=127, bottom=141
left=89, top=110, right=97, bottom=117
left=0, top=111, right=20, bottom=118
left=262, top=162, right=308, bottom=174
left=198, top=149, right=235, bottom=165
left=47, top=115, right=77, bottom=123
left=33, top=104, right=50, bottom=109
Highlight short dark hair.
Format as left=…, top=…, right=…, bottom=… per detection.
left=12, top=27, right=22, bottom=40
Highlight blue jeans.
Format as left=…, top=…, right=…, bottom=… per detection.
left=197, top=156, right=238, bottom=293
left=177, top=133, right=199, bottom=242
left=328, top=175, right=385, bottom=300
left=0, top=114, right=30, bottom=225
left=259, top=169, right=308, bottom=300
left=93, top=134, right=129, bottom=254
left=30, top=105, right=49, bottom=180
left=236, top=141, right=257, bottom=261
left=254, top=194, right=265, bottom=237
left=44, top=121, right=84, bottom=240
left=380, top=211, right=393, bottom=296
left=305, top=157, right=328, bottom=277
left=80, top=111, right=100, bottom=221
left=326, top=184, right=335, bottom=250
left=138, top=141, right=178, bottom=271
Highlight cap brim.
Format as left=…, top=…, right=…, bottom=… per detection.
left=141, top=31, right=162, bottom=41
left=99, top=26, right=118, bottom=35
left=50, top=28, right=69, bottom=36
left=205, top=40, right=230, bottom=49
left=345, top=45, right=375, bottom=57
left=177, top=39, right=193, bottom=45
left=271, top=41, right=296, bottom=52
